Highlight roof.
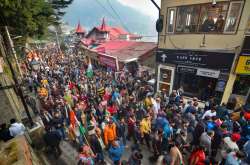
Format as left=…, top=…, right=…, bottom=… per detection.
left=98, top=18, right=108, bottom=32
left=81, top=38, right=95, bottom=47
left=87, top=18, right=141, bottom=40
left=75, top=21, right=85, bottom=33
left=94, top=41, right=157, bottom=62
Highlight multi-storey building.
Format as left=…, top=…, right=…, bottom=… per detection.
left=156, top=0, right=250, bottom=105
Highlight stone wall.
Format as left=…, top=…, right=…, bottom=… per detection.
left=0, top=74, right=22, bottom=124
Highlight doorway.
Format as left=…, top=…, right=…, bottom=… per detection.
left=157, top=65, right=175, bottom=95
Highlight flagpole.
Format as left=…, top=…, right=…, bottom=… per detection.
left=74, top=116, right=94, bottom=155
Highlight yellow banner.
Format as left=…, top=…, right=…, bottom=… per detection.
left=235, top=56, right=250, bottom=74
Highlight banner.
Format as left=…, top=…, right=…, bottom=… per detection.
left=99, top=54, right=117, bottom=71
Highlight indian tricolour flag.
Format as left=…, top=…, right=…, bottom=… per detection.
left=75, top=116, right=86, bottom=136
left=86, top=62, right=93, bottom=78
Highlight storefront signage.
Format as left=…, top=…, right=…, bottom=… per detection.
left=156, top=49, right=235, bottom=72
left=196, top=68, right=220, bottom=78
left=99, top=54, right=117, bottom=71
left=235, top=56, right=250, bottom=74
left=177, top=66, right=197, bottom=74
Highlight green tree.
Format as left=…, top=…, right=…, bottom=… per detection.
left=0, top=0, right=73, bottom=38
left=50, top=0, right=74, bottom=20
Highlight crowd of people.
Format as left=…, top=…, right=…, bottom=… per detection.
left=1, top=44, right=250, bottom=165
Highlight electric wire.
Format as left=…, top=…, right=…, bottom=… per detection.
left=106, top=0, right=131, bottom=33
left=94, top=0, right=117, bottom=21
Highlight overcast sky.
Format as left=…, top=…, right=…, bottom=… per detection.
left=117, top=0, right=161, bottom=19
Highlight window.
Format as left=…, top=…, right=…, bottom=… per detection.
left=199, top=2, right=228, bottom=32
left=167, top=8, right=176, bottom=33
left=224, top=1, right=244, bottom=33
left=232, top=75, right=250, bottom=96
left=176, top=5, right=200, bottom=33
left=166, top=1, right=244, bottom=34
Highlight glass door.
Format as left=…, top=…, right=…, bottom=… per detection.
left=157, top=65, right=175, bottom=95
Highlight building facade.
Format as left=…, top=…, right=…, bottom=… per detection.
left=157, top=0, right=250, bottom=104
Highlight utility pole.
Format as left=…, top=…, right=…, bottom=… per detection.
left=4, top=26, right=23, bottom=79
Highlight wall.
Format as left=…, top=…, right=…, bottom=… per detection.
left=0, top=74, right=23, bottom=124
left=139, top=49, right=156, bottom=68
left=0, top=36, right=23, bottom=124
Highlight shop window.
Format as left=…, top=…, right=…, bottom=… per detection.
left=176, top=5, right=200, bottom=33
left=232, top=75, right=250, bottom=96
left=175, top=72, right=217, bottom=100
left=167, top=8, right=176, bottom=33
left=199, top=2, right=228, bottom=33
left=224, top=1, right=244, bottom=33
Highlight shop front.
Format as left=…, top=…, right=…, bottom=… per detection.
left=156, top=49, right=235, bottom=102
left=231, top=37, right=250, bottom=106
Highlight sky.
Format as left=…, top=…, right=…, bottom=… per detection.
left=62, top=0, right=160, bottom=41
left=117, top=0, right=161, bottom=19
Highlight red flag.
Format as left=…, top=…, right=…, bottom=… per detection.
left=69, top=110, right=76, bottom=128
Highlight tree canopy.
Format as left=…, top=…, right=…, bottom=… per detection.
left=0, top=0, right=73, bottom=38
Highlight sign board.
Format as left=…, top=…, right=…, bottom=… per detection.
left=99, top=54, right=117, bottom=71
left=156, top=49, right=235, bottom=72
left=177, top=66, right=197, bottom=74
left=196, top=68, right=220, bottom=78
left=235, top=55, right=250, bottom=74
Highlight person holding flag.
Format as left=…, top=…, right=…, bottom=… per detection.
left=86, top=59, right=94, bottom=79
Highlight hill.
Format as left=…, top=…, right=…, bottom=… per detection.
left=63, top=0, right=158, bottom=41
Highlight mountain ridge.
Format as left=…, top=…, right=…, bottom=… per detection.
left=63, top=0, right=157, bottom=41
